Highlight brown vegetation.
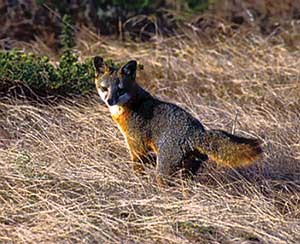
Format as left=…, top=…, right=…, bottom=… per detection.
left=1, top=27, right=300, bottom=243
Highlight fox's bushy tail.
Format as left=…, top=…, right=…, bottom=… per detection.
left=197, top=130, right=262, bottom=168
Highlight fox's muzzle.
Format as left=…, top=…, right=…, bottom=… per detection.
left=107, top=97, right=117, bottom=106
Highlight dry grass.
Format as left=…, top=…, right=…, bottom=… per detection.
left=1, top=29, right=300, bottom=243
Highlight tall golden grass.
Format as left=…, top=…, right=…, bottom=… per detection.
left=1, top=29, right=300, bottom=243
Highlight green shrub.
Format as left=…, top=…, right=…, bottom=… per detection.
left=60, top=14, right=76, bottom=52
left=186, top=0, right=215, bottom=12
left=0, top=13, right=95, bottom=98
left=0, top=50, right=95, bottom=96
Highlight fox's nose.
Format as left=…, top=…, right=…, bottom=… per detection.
left=107, top=98, right=115, bottom=106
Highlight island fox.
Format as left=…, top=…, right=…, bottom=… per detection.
left=93, top=56, right=262, bottom=183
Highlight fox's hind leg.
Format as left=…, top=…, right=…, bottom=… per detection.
left=182, top=150, right=208, bottom=177
left=156, top=143, right=185, bottom=185
left=156, top=142, right=208, bottom=185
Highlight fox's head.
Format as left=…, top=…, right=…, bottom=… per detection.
left=93, top=56, right=137, bottom=107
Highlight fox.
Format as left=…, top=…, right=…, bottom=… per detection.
left=93, top=56, right=262, bottom=184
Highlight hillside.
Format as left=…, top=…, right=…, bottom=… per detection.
left=1, top=27, right=300, bottom=243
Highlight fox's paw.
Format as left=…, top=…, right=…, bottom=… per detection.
left=132, top=162, right=146, bottom=175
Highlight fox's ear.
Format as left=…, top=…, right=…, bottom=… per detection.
left=121, top=60, right=137, bottom=79
left=93, top=56, right=106, bottom=74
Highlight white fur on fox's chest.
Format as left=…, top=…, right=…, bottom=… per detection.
left=109, top=105, right=125, bottom=117
left=109, top=105, right=130, bottom=144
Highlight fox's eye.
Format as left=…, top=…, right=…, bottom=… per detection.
left=100, top=86, right=108, bottom=92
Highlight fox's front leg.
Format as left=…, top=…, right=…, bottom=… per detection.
left=129, top=151, right=146, bottom=174
left=127, top=142, right=149, bottom=174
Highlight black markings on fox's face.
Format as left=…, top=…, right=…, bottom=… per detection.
left=93, top=56, right=137, bottom=107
